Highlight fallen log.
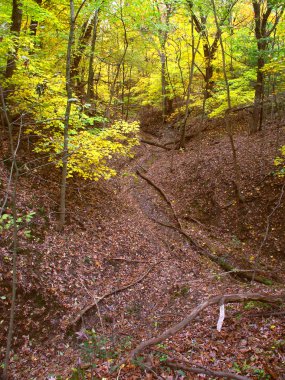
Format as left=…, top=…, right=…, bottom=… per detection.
left=140, top=139, right=172, bottom=150
left=118, top=292, right=285, bottom=365
left=166, top=360, right=250, bottom=380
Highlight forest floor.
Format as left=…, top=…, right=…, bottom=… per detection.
left=1, top=113, right=285, bottom=379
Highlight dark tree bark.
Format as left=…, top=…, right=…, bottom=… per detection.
left=71, top=12, right=96, bottom=97
left=29, top=0, right=42, bottom=36
left=186, top=1, right=237, bottom=103
left=179, top=16, right=198, bottom=149
left=105, top=0, right=128, bottom=120
left=0, top=86, right=20, bottom=380
left=156, top=0, right=173, bottom=123
left=86, top=8, right=100, bottom=102
left=251, top=0, right=284, bottom=133
left=58, top=0, right=75, bottom=230
left=5, top=0, right=23, bottom=79
left=211, top=0, right=243, bottom=203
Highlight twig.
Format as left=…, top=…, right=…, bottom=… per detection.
left=68, top=261, right=162, bottom=329
left=80, top=281, right=105, bottom=333
left=252, top=180, right=285, bottom=281
left=136, top=171, right=273, bottom=284
left=117, top=292, right=285, bottom=367
left=141, top=139, right=171, bottom=150
left=106, top=257, right=150, bottom=264
left=166, top=360, right=250, bottom=380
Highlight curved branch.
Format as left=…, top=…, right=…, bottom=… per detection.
left=122, top=292, right=284, bottom=362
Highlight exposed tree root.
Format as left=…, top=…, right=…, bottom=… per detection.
left=67, top=261, right=162, bottom=329
left=136, top=171, right=273, bottom=285
left=165, top=360, right=250, bottom=380
left=118, top=292, right=285, bottom=367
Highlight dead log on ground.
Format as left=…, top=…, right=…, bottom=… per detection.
left=166, top=360, right=250, bottom=380
left=118, top=292, right=285, bottom=365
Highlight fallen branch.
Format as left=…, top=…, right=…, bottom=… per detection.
left=67, top=261, right=162, bottom=329
left=165, top=360, right=250, bottom=380
left=119, top=293, right=284, bottom=365
left=141, top=139, right=171, bottom=150
left=136, top=170, right=175, bottom=213
left=137, top=172, right=272, bottom=284
left=105, top=257, right=150, bottom=264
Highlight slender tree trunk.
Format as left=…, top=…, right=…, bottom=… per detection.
left=211, top=0, right=243, bottom=203
left=71, top=12, right=96, bottom=98
left=86, top=8, right=99, bottom=103
left=58, top=0, right=75, bottom=230
left=179, top=16, right=197, bottom=149
left=160, top=51, right=167, bottom=123
left=250, top=1, right=284, bottom=133
left=0, top=86, right=20, bottom=380
left=5, top=0, right=22, bottom=80
left=251, top=44, right=265, bottom=133
left=125, top=66, right=132, bottom=121
left=105, top=2, right=128, bottom=120
left=121, top=62, right=126, bottom=117
left=29, top=0, right=42, bottom=35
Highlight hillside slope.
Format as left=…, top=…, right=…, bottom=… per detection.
left=1, top=118, right=285, bottom=379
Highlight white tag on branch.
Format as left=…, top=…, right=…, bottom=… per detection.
left=217, top=304, right=225, bottom=332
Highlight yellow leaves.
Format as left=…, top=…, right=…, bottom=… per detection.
left=274, top=146, right=285, bottom=177
left=32, top=118, right=140, bottom=181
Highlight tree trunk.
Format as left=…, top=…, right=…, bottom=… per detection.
left=29, top=0, right=42, bottom=35
left=0, top=85, right=20, bottom=380
left=179, top=16, right=197, bottom=149
left=71, top=13, right=95, bottom=98
left=251, top=42, right=265, bottom=133
left=105, top=3, right=128, bottom=120
left=250, top=0, right=284, bottom=133
left=160, top=52, right=167, bottom=123
left=5, top=0, right=22, bottom=80
left=58, top=0, right=75, bottom=230
left=86, top=8, right=99, bottom=103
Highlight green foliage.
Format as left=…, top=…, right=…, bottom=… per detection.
left=207, top=70, right=256, bottom=117
left=31, top=119, right=140, bottom=180
left=274, top=145, right=285, bottom=176
left=0, top=210, right=36, bottom=234
left=233, top=361, right=270, bottom=379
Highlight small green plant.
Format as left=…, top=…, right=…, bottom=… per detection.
left=73, top=329, right=133, bottom=378
left=232, top=361, right=270, bottom=379
left=253, top=368, right=270, bottom=379
left=0, top=210, right=36, bottom=238
left=244, top=301, right=271, bottom=311
left=231, top=235, right=242, bottom=248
